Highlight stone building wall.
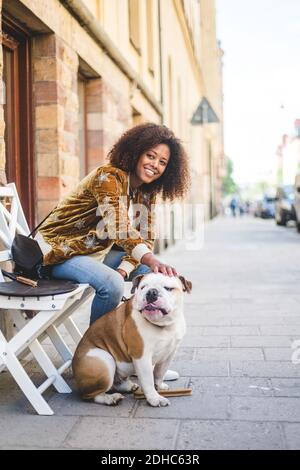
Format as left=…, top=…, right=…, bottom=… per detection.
left=0, top=0, right=5, bottom=186
left=85, top=78, right=131, bottom=176
left=33, top=33, right=79, bottom=217
left=0, top=0, right=224, bottom=224
left=0, top=0, right=140, bottom=221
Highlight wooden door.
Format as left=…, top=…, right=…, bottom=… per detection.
left=2, top=14, right=35, bottom=228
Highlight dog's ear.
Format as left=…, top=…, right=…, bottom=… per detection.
left=131, top=274, right=145, bottom=294
left=178, top=275, right=193, bottom=293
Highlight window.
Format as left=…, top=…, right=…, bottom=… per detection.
left=177, top=77, right=182, bottom=133
left=146, top=0, right=154, bottom=73
left=128, top=0, right=141, bottom=53
left=2, top=15, right=35, bottom=228
left=168, top=57, right=173, bottom=128
left=78, top=75, right=87, bottom=178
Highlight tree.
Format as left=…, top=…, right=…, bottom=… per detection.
left=222, top=156, right=238, bottom=195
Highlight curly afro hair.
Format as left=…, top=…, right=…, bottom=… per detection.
left=107, top=123, right=190, bottom=201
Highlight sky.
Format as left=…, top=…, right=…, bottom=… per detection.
left=215, top=0, right=300, bottom=185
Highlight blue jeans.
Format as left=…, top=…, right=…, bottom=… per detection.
left=49, top=250, right=150, bottom=324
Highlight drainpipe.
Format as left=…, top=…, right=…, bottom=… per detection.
left=61, top=0, right=163, bottom=117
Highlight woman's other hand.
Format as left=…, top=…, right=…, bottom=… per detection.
left=141, top=253, right=178, bottom=276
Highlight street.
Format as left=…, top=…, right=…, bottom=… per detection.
left=1, top=215, right=300, bottom=449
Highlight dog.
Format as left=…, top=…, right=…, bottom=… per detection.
left=72, top=272, right=192, bottom=407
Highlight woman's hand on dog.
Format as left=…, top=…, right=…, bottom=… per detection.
left=116, top=268, right=127, bottom=279
left=141, top=253, right=178, bottom=276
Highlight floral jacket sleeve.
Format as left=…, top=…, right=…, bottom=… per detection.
left=89, top=167, right=156, bottom=277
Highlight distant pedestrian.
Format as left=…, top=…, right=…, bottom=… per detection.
left=229, top=197, right=238, bottom=217
left=239, top=202, right=245, bottom=216
left=245, top=200, right=251, bottom=214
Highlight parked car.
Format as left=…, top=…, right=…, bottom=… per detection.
left=275, top=184, right=296, bottom=226
left=294, top=174, right=300, bottom=232
left=254, top=195, right=276, bottom=219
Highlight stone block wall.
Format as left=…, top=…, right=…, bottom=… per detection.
left=32, top=33, right=132, bottom=220
left=33, top=33, right=79, bottom=219
left=85, top=78, right=131, bottom=174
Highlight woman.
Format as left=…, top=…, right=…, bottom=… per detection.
left=39, top=123, right=190, bottom=326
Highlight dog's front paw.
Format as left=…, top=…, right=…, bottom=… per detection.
left=156, top=382, right=169, bottom=391
left=147, top=394, right=170, bottom=407
left=131, top=382, right=140, bottom=392
left=114, top=379, right=139, bottom=394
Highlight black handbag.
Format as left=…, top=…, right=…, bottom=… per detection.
left=1, top=212, right=79, bottom=297
left=11, top=210, right=54, bottom=280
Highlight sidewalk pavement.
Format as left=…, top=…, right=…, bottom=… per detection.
left=1, top=215, right=300, bottom=449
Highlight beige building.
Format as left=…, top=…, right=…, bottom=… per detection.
left=275, top=121, right=300, bottom=186
left=0, top=0, right=224, bottom=247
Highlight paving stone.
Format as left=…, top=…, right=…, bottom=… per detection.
left=172, top=360, right=229, bottom=377
left=260, top=326, right=300, bottom=336
left=186, top=303, right=232, bottom=312
left=195, top=348, right=264, bottom=361
left=202, top=326, right=260, bottom=336
left=176, top=420, right=285, bottom=450
left=251, top=296, right=300, bottom=307
left=0, top=370, right=55, bottom=414
left=189, top=377, right=273, bottom=396
left=0, top=415, right=78, bottom=448
left=181, top=335, right=230, bottom=348
left=271, top=379, right=300, bottom=397
left=231, top=336, right=293, bottom=348
left=283, top=423, right=300, bottom=449
left=66, top=417, right=178, bottom=449
left=135, top=392, right=229, bottom=420
left=185, top=297, right=233, bottom=306
left=48, top=390, right=137, bottom=417
left=264, top=348, right=293, bottom=361
left=230, top=361, right=300, bottom=378
left=231, top=396, right=300, bottom=422
left=186, top=314, right=232, bottom=326
left=173, top=348, right=196, bottom=361
left=229, top=305, right=293, bottom=315
left=230, top=315, right=300, bottom=325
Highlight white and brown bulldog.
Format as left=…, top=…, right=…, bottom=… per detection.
left=72, top=272, right=192, bottom=407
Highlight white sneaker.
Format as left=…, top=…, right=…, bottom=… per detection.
left=163, top=369, right=180, bottom=381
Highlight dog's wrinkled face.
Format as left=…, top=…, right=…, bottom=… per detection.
left=131, top=272, right=192, bottom=326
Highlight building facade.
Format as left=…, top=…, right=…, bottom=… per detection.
left=0, top=0, right=224, bottom=247
left=276, top=120, right=300, bottom=186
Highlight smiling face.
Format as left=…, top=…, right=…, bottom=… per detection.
left=132, top=272, right=184, bottom=326
left=132, top=143, right=170, bottom=187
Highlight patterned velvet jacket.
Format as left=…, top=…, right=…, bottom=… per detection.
left=38, top=164, right=156, bottom=278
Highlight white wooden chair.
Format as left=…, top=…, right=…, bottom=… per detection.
left=0, top=183, right=93, bottom=415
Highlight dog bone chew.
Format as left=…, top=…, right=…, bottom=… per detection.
left=134, top=388, right=192, bottom=399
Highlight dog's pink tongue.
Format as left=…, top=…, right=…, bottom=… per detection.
left=143, top=304, right=161, bottom=315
